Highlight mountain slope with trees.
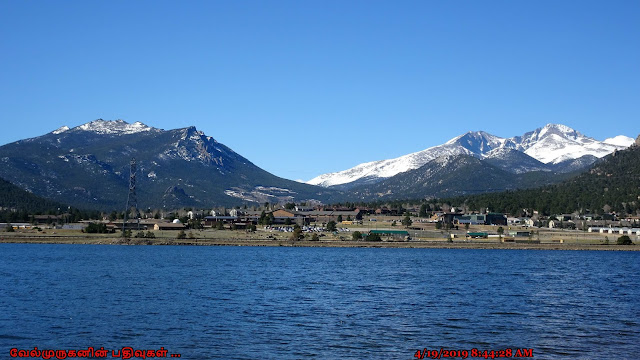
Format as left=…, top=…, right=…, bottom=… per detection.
left=343, top=154, right=577, bottom=202
left=0, top=120, right=338, bottom=210
left=0, top=177, right=67, bottom=213
left=0, top=177, right=77, bottom=222
left=443, top=143, right=640, bottom=216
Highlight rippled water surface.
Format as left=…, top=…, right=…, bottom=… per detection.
left=1, top=244, right=638, bottom=359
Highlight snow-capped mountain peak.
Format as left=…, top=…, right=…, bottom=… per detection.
left=307, top=123, right=633, bottom=188
left=75, top=119, right=157, bottom=135
left=512, top=124, right=583, bottom=150
left=516, top=124, right=625, bottom=164
left=537, top=123, right=579, bottom=139
left=448, top=131, right=510, bottom=155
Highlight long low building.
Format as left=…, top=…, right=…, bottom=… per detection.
left=206, top=209, right=363, bottom=226
left=154, top=223, right=186, bottom=231
left=440, top=213, right=507, bottom=226
left=588, top=227, right=640, bottom=235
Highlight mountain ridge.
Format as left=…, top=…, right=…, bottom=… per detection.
left=0, top=119, right=337, bottom=210
left=1, top=119, right=635, bottom=210
left=307, top=124, right=633, bottom=188
left=341, top=153, right=578, bottom=202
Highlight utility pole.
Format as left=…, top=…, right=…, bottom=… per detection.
left=122, top=158, right=138, bottom=236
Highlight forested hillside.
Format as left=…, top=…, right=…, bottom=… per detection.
left=444, top=144, right=640, bottom=216
left=0, top=177, right=74, bottom=222
left=0, top=177, right=67, bottom=212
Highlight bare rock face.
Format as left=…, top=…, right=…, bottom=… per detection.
left=636, top=135, right=640, bottom=147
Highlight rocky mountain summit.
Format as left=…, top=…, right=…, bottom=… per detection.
left=308, top=124, right=633, bottom=188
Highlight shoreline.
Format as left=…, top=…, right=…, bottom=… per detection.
left=1, top=236, right=638, bottom=251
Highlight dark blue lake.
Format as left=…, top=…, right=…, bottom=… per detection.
left=1, top=244, right=638, bottom=359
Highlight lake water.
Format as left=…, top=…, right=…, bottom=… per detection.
left=1, top=244, right=638, bottom=359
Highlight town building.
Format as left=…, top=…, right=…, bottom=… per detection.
left=154, top=223, right=186, bottom=231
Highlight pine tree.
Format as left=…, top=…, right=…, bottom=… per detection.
left=402, top=212, right=412, bottom=228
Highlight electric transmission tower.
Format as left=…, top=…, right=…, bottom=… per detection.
left=122, top=158, right=139, bottom=235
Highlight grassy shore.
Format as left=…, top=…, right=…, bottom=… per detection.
left=1, top=230, right=638, bottom=251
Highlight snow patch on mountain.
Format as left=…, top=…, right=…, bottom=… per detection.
left=76, top=119, right=156, bottom=135
left=307, top=143, right=469, bottom=187
left=52, top=126, right=69, bottom=134
left=224, top=186, right=297, bottom=203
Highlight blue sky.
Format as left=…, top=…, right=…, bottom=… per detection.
left=1, top=0, right=638, bottom=181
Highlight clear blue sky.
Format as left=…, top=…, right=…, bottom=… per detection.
left=1, top=0, right=638, bottom=181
